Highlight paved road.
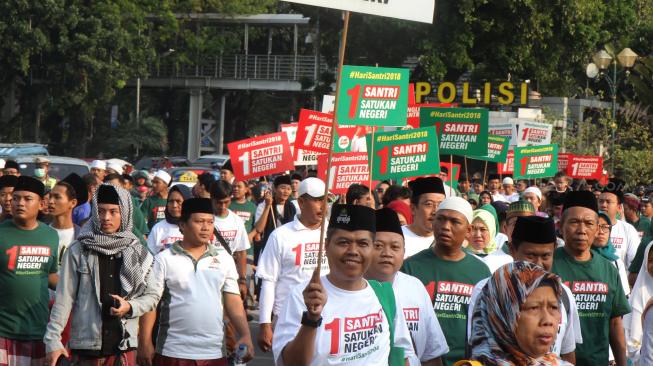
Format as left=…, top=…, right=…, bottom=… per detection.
left=246, top=309, right=276, bottom=366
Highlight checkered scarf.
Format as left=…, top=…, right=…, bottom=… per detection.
left=78, top=184, right=153, bottom=299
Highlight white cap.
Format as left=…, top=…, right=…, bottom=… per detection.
left=437, top=197, right=474, bottom=224
left=298, top=177, right=326, bottom=198
left=523, top=186, right=542, bottom=201
left=0, top=159, right=6, bottom=169
left=106, top=162, right=124, bottom=175
left=153, top=170, right=172, bottom=185
left=90, top=160, right=106, bottom=170
left=502, top=177, right=514, bottom=185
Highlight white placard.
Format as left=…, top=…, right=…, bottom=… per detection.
left=283, top=0, right=435, bottom=23
left=511, top=119, right=553, bottom=147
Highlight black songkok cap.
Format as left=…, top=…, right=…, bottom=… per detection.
left=97, top=185, right=120, bottom=205
left=512, top=216, right=557, bottom=244
left=328, top=204, right=376, bottom=233
left=375, top=208, right=403, bottom=237
left=488, top=173, right=500, bottom=181
left=221, top=159, right=233, bottom=172
left=548, top=191, right=567, bottom=206
left=601, top=179, right=626, bottom=204
left=274, top=175, right=292, bottom=187
left=291, top=173, right=303, bottom=182
left=408, top=177, right=445, bottom=199
left=0, top=175, right=18, bottom=189
left=4, top=160, right=19, bottom=171
left=182, top=198, right=213, bottom=219
left=62, top=173, right=88, bottom=207
left=14, top=176, right=45, bottom=197
left=563, top=190, right=598, bottom=213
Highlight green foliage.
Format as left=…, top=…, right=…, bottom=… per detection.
left=104, top=115, right=169, bottom=157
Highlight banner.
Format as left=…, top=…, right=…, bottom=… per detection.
left=227, top=132, right=295, bottom=180
left=558, top=153, right=573, bottom=173
left=281, top=0, right=436, bottom=23
left=512, top=119, right=553, bottom=146
left=366, top=127, right=440, bottom=180
left=489, top=120, right=515, bottom=147
left=420, top=107, right=489, bottom=156
left=281, top=123, right=318, bottom=166
left=295, top=109, right=334, bottom=155
left=337, top=65, right=409, bottom=127
left=514, top=144, right=559, bottom=179
left=498, top=150, right=515, bottom=175
left=471, top=134, right=509, bottom=163
left=317, top=152, right=369, bottom=194
left=567, top=156, right=603, bottom=180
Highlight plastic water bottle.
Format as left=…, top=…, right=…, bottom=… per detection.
left=233, top=344, right=247, bottom=366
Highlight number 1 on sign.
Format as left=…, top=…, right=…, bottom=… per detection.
left=303, top=124, right=317, bottom=146
left=347, top=85, right=362, bottom=119
left=376, top=146, right=389, bottom=175
left=238, top=152, right=250, bottom=176
left=570, top=162, right=579, bottom=176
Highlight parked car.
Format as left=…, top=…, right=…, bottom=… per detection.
left=0, top=143, right=49, bottom=158
left=192, top=154, right=229, bottom=168
left=15, top=156, right=89, bottom=181
left=134, top=156, right=190, bottom=171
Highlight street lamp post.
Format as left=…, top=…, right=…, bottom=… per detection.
left=585, top=47, right=638, bottom=172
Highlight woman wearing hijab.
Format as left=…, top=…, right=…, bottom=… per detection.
left=625, top=241, right=653, bottom=363
left=593, top=212, right=631, bottom=295
left=470, top=261, right=571, bottom=366
left=469, top=209, right=498, bottom=257
left=385, top=199, right=413, bottom=225
left=44, top=184, right=160, bottom=366
left=146, top=185, right=193, bottom=254
left=479, top=191, right=493, bottom=206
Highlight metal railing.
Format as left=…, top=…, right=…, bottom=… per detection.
left=151, top=54, right=329, bottom=81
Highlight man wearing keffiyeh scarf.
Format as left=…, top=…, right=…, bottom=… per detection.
left=470, top=261, right=572, bottom=366
left=44, top=184, right=161, bottom=366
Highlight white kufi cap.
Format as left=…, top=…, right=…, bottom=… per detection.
left=437, top=196, right=474, bottom=224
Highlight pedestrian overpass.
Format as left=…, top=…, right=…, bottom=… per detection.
left=135, top=14, right=328, bottom=160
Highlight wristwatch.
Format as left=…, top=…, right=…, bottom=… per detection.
left=301, top=311, right=322, bottom=328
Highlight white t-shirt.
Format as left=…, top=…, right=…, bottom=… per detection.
left=152, top=244, right=240, bottom=359
left=610, top=220, right=640, bottom=269
left=402, top=226, right=433, bottom=258
left=503, top=192, right=520, bottom=203
left=393, top=272, right=449, bottom=365
left=255, top=201, right=301, bottom=227
left=272, top=276, right=414, bottom=366
left=641, top=309, right=653, bottom=365
left=147, top=220, right=183, bottom=254
left=492, top=192, right=508, bottom=203
left=214, top=210, right=251, bottom=253
left=467, top=278, right=583, bottom=356
left=256, top=216, right=330, bottom=320
left=495, top=233, right=509, bottom=251
left=51, top=226, right=75, bottom=261
left=482, top=249, right=513, bottom=273
left=613, top=258, right=631, bottom=296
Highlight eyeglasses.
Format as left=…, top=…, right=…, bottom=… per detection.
left=598, top=224, right=611, bottom=233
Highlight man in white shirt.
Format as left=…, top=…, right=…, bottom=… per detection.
left=402, top=177, right=446, bottom=258
left=467, top=216, right=582, bottom=363
left=48, top=174, right=87, bottom=260
left=137, top=198, right=253, bottom=366
left=501, top=177, right=519, bottom=202
left=273, top=204, right=414, bottom=366
left=256, top=177, right=330, bottom=352
left=487, top=174, right=507, bottom=203
left=366, top=207, right=448, bottom=366
left=599, top=182, right=639, bottom=269
left=211, top=180, right=251, bottom=297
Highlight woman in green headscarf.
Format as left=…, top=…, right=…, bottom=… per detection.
left=593, top=211, right=631, bottom=295
left=468, top=209, right=499, bottom=257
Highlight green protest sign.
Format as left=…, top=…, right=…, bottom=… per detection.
left=514, top=144, right=559, bottom=179
left=336, top=65, right=409, bottom=127
left=420, top=107, right=489, bottom=156
left=366, top=127, right=440, bottom=180
left=471, top=134, right=509, bottom=163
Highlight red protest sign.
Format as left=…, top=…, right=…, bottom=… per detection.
left=567, top=156, right=603, bottom=180
left=295, top=109, right=334, bottom=154
left=558, top=153, right=574, bottom=173
left=498, top=150, right=514, bottom=174
left=227, top=132, right=295, bottom=180
left=317, top=152, right=369, bottom=194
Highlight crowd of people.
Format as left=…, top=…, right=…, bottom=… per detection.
left=2, top=155, right=653, bottom=366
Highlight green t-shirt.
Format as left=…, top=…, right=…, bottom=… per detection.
left=552, top=248, right=631, bottom=366
left=401, top=248, right=491, bottom=366
left=140, top=195, right=168, bottom=230
left=0, top=221, right=59, bottom=340
left=230, top=200, right=257, bottom=257
left=630, top=219, right=653, bottom=273
left=132, top=196, right=149, bottom=235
